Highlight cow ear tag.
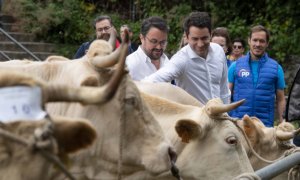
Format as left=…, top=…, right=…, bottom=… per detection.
left=0, top=86, right=47, bottom=122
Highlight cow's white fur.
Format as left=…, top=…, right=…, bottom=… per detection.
left=0, top=40, right=174, bottom=179
left=141, top=93, right=254, bottom=179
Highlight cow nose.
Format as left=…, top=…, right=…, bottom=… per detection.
left=168, top=147, right=182, bottom=180
left=168, top=147, right=177, bottom=163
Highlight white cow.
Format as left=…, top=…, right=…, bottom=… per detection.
left=0, top=32, right=255, bottom=179
left=141, top=92, right=254, bottom=179
left=135, top=81, right=202, bottom=106
left=0, top=71, right=100, bottom=180
left=0, top=36, right=177, bottom=179
left=237, top=115, right=300, bottom=180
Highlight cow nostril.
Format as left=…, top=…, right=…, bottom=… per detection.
left=168, top=147, right=177, bottom=163
left=168, top=147, right=182, bottom=180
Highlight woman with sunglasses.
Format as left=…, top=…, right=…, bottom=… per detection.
left=228, top=38, right=245, bottom=62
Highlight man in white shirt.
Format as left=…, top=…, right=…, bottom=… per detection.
left=126, top=16, right=169, bottom=81
left=143, top=12, right=230, bottom=104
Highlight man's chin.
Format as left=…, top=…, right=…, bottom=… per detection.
left=98, top=34, right=110, bottom=41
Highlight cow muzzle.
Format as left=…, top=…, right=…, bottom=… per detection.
left=168, top=147, right=182, bottom=180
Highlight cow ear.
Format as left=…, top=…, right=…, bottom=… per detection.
left=175, top=119, right=200, bottom=143
left=52, top=117, right=97, bottom=154
left=242, top=115, right=264, bottom=144
left=80, top=76, right=99, bottom=87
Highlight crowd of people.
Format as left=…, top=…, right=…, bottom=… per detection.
left=73, top=12, right=286, bottom=128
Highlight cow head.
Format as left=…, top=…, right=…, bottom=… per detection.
left=0, top=117, right=96, bottom=180
left=237, top=115, right=300, bottom=171
left=171, top=98, right=253, bottom=179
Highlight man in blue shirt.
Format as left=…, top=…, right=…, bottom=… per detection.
left=228, top=25, right=286, bottom=127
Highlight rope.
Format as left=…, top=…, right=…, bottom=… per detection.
left=117, top=78, right=126, bottom=180
left=233, top=120, right=293, bottom=164
left=232, top=172, right=261, bottom=180
left=232, top=119, right=300, bottom=179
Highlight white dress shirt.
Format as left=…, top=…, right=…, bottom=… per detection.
left=143, top=43, right=231, bottom=104
left=126, top=46, right=170, bottom=81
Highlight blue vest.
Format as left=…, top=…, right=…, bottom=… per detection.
left=231, top=53, right=278, bottom=127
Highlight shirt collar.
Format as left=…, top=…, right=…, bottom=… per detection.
left=186, top=43, right=211, bottom=60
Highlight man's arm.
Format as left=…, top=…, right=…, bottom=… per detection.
left=227, top=62, right=236, bottom=103
left=220, top=60, right=231, bottom=104
left=143, top=56, right=184, bottom=83
left=276, top=89, right=286, bottom=123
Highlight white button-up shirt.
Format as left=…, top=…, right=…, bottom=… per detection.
left=126, top=46, right=170, bottom=81
left=143, top=43, right=230, bottom=104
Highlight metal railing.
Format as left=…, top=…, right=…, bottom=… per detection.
left=255, top=152, right=300, bottom=179
left=0, top=27, right=41, bottom=61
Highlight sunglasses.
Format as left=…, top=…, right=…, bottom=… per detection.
left=233, top=45, right=243, bottom=49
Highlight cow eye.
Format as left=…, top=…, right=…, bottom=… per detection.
left=125, top=97, right=138, bottom=107
left=226, top=136, right=238, bottom=145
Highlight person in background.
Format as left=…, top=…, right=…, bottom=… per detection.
left=211, top=27, right=232, bottom=67
left=228, top=37, right=245, bottom=62
left=178, top=32, right=188, bottom=50
left=73, top=15, right=120, bottom=59
left=228, top=25, right=286, bottom=127
left=120, top=24, right=138, bottom=54
left=126, top=16, right=169, bottom=81
left=143, top=12, right=230, bottom=105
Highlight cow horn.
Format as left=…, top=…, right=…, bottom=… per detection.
left=276, top=128, right=300, bottom=141
left=45, top=41, right=128, bottom=104
left=206, top=99, right=245, bottom=116
left=108, top=27, right=116, bottom=49
left=91, top=29, right=129, bottom=68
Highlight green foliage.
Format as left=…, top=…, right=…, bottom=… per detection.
left=208, top=0, right=300, bottom=63
left=18, top=0, right=95, bottom=44
left=7, top=0, right=299, bottom=59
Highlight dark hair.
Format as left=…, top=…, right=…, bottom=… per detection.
left=232, top=37, right=246, bottom=48
left=183, top=12, right=211, bottom=36
left=212, top=27, right=232, bottom=55
left=140, top=16, right=169, bottom=36
left=121, top=24, right=132, bottom=32
left=93, top=15, right=113, bottom=29
left=249, top=25, right=270, bottom=42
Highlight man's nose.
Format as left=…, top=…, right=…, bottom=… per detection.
left=197, top=40, right=204, bottom=47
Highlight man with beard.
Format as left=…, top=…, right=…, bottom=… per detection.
left=73, top=15, right=120, bottom=59
left=143, top=12, right=230, bottom=105
left=228, top=25, right=286, bottom=127
left=126, top=16, right=170, bottom=81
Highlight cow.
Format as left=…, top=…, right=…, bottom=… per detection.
left=140, top=92, right=254, bottom=179
left=0, top=71, right=100, bottom=180
left=0, top=31, right=255, bottom=179
left=135, top=81, right=202, bottom=106
left=237, top=115, right=300, bottom=180
left=0, top=34, right=178, bottom=179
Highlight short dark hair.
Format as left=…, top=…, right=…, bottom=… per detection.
left=140, top=16, right=169, bottom=36
left=93, top=15, right=113, bottom=29
left=249, top=25, right=270, bottom=42
left=183, top=12, right=211, bottom=36
left=121, top=24, right=132, bottom=32
left=232, top=37, right=246, bottom=48
left=212, top=27, right=232, bottom=55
